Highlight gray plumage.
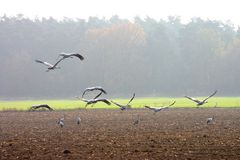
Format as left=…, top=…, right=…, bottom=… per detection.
left=207, top=116, right=214, bottom=124
left=59, top=120, right=64, bottom=127
left=58, top=118, right=64, bottom=128
left=59, top=52, right=84, bottom=60
left=145, top=101, right=176, bottom=113
left=185, top=90, right=217, bottom=106
left=82, top=86, right=107, bottom=98
left=82, top=98, right=111, bottom=108
left=77, top=117, right=81, bottom=125
left=93, top=92, right=103, bottom=99
left=30, top=104, right=53, bottom=111
left=75, top=90, right=103, bottom=102
left=35, top=59, right=63, bottom=72
left=111, top=93, right=135, bottom=110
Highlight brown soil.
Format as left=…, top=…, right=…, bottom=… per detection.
left=1, top=108, right=240, bottom=160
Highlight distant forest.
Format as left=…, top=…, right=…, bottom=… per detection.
left=0, top=14, right=240, bottom=99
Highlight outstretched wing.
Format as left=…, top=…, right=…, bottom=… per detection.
left=85, top=99, right=94, bottom=108
left=97, top=99, right=111, bottom=105
left=90, top=86, right=107, bottom=94
left=168, top=100, right=176, bottom=107
left=81, top=98, right=89, bottom=103
left=82, top=87, right=107, bottom=98
left=99, top=88, right=107, bottom=94
left=72, top=53, right=84, bottom=60
left=52, top=57, right=64, bottom=68
left=111, top=100, right=123, bottom=108
left=203, top=90, right=217, bottom=102
left=126, top=93, right=135, bottom=105
left=82, top=90, right=88, bottom=98
left=35, top=60, right=53, bottom=67
left=93, top=92, right=103, bottom=99
left=59, top=53, right=84, bottom=60
left=144, top=105, right=156, bottom=111
left=184, top=96, right=201, bottom=103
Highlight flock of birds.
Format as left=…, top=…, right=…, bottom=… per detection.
left=34, top=52, right=218, bottom=127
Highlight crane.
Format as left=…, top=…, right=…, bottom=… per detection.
left=207, top=116, right=215, bottom=124
left=35, top=59, right=63, bottom=72
left=184, top=90, right=217, bottom=106
left=144, top=101, right=176, bottom=113
left=30, top=104, right=54, bottom=111
left=77, top=117, right=81, bottom=125
left=111, top=93, right=135, bottom=110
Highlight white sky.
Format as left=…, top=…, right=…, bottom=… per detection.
left=0, top=0, right=239, bottom=26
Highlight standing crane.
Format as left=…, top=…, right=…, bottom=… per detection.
left=77, top=117, right=81, bottom=125
left=57, top=115, right=65, bottom=128
left=207, top=116, right=215, bottom=124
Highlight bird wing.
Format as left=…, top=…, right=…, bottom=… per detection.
left=184, top=96, right=201, bottom=103
left=59, top=53, right=84, bottom=60
left=82, top=88, right=91, bottom=98
left=93, top=92, right=103, bottom=99
left=82, top=87, right=106, bottom=98
left=89, top=86, right=107, bottom=94
left=111, top=100, right=123, bottom=108
left=144, top=106, right=156, bottom=111
left=126, top=93, right=135, bottom=105
left=159, top=106, right=168, bottom=109
left=85, top=99, right=94, bottom=107
left=59, top=53, right=68, bottom=56
left=82, top=90, right=88, bottom=98
left=57, top=53, right=65, bottom=60
left=41, top=104, right=53, bottom=111
left=81, top=98, right=89, bottom=103
left=168, top=100, right=176, bottom=107
left=97, top=99, right=111, bottom=105
left=35, top=60, right=54, bottom=67
left=85, top=87, right=94, bottom=91
left=72, top=53, right=84, bottom=60
left=203, top=90, right=217, bottom=102
left=52, top=57, right=64, bottom=68
left=99, top=88, right=107, bottom=94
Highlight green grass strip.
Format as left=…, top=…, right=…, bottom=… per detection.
left=0, top=97, right=240, bottom=111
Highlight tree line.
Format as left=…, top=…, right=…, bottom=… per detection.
left=0, top=14, right=239, bottom=99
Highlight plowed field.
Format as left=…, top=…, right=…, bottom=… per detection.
left=1, top=108, right=240, bottom=159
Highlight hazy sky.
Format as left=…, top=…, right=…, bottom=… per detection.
left=0, top=0, right=239, bottom=26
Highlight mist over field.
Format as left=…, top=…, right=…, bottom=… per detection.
left=0, top=15, right=239, bottom=99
